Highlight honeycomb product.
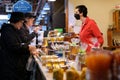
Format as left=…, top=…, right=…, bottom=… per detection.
left=56, top=37, right=64, bottom=42
left=70, top=66, right=76, bottom=70
left=40, top=55, right=58, bottom=65
left=58, top=58, right=65, bottom=66
left=53, top=68, right=64, bottom=80
left=46, top=60, right=53, bottom=72
left=66, top=67, right=80, bottom=80
left=70, top=45, right=79, bottom=54
left=80, top=67, right=87, bottom=80
left=66, top=69, right=75, bottom=80
left=52, top=59, right=59, bottom=69
left=60, top=65, right=68, bottom=71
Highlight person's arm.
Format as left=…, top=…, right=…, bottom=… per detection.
left=90, top=21, right=104, bottom=46
left=19, top=28, right=37, bottom=43
left=25, top=26, right=40, bottom=42
left=23, top=27, right=40, bottom=43
left=2, top=27, right=30, bottom=54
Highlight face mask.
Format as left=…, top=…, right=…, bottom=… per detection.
left=74, top=14, right=80, bottom=20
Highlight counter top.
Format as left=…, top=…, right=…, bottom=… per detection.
left=33, top=55, right=67, bottom=80
left=33, top=56, right=50, bottom=80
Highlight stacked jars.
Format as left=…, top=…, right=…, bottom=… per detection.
left=112, top=49, right=120, bottom=80
left=85, top=50, right=113, bottom=80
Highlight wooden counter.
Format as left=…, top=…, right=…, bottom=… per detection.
left=34, top=55, right=67, bottom=80
left=34, top=56, right=51, bottom=80
left=34, top=55, right=73, bottom=80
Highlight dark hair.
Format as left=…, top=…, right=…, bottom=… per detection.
left=24, top=13, right=36, bottom=18
left=9, top=12, right=25, bottom=23
left=24, top=13, right=36, bottom=23
left=75, top=5, right=88, bottom=17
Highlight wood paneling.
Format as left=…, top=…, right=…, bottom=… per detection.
left=65, top=0, right=68, bottom=32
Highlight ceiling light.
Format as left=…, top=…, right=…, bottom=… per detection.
left=48, top=0, right=56, bottom=2
left=0, top=15, right=9, bottom=20
left=43, top=2, right=50, bottom=10
left=41, top=10, right=47, bottom=14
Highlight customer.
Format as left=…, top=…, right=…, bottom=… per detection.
left=0, top=12, right=38, bottom=80
left=74, top=5, right=104, bottom=52
left=19, top=13, right=40, bottom=80
left=19, top=13, right=39, bottom=44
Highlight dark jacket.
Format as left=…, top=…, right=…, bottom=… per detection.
left=0, top=23, right=30, bottom=80
left=19, top=23, right=37, bottom=44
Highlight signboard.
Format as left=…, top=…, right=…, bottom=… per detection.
left=13, top=0, right=32, bottom=13
left=6, top=3, right=13, bottom=12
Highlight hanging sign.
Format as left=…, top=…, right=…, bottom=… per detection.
left=13, top=0, right=32, bottom=13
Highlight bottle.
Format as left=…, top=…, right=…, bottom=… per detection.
left=86, top=50, right=112, bottom=80
left=53, top=68, right=64, bottom=80
left=112, top=49, right=120, bottom=80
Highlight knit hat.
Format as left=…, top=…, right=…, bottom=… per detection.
left=24, top=13, right=36, bottom=18
left=9, top=12, right=25, bottom=23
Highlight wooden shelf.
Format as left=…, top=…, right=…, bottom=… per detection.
left=107, top=10, right=120, bottom=47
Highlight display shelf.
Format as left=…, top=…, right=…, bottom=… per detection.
left=33, top=55, right=66, bottom=80
left=107, top=10, right=120, bottom=47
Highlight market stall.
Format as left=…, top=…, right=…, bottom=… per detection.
left=32, top=32, right=120, bottom=80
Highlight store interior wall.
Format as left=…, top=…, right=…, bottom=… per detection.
left=68, top=0, right=120, bottom=47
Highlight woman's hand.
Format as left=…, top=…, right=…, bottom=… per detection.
left=29, top=45, right=39, bottom=56
left=31, top=50, right=39, bottom=56
left=33, top=27, right=40, bottom=33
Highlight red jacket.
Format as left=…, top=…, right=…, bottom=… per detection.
left=79, top=17, right=104, bottom=52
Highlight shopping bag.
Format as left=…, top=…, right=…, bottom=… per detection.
left=26, top=55, right=35, bottom=71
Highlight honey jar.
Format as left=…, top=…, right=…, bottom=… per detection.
left=85, top=50, right=112, bottom=80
